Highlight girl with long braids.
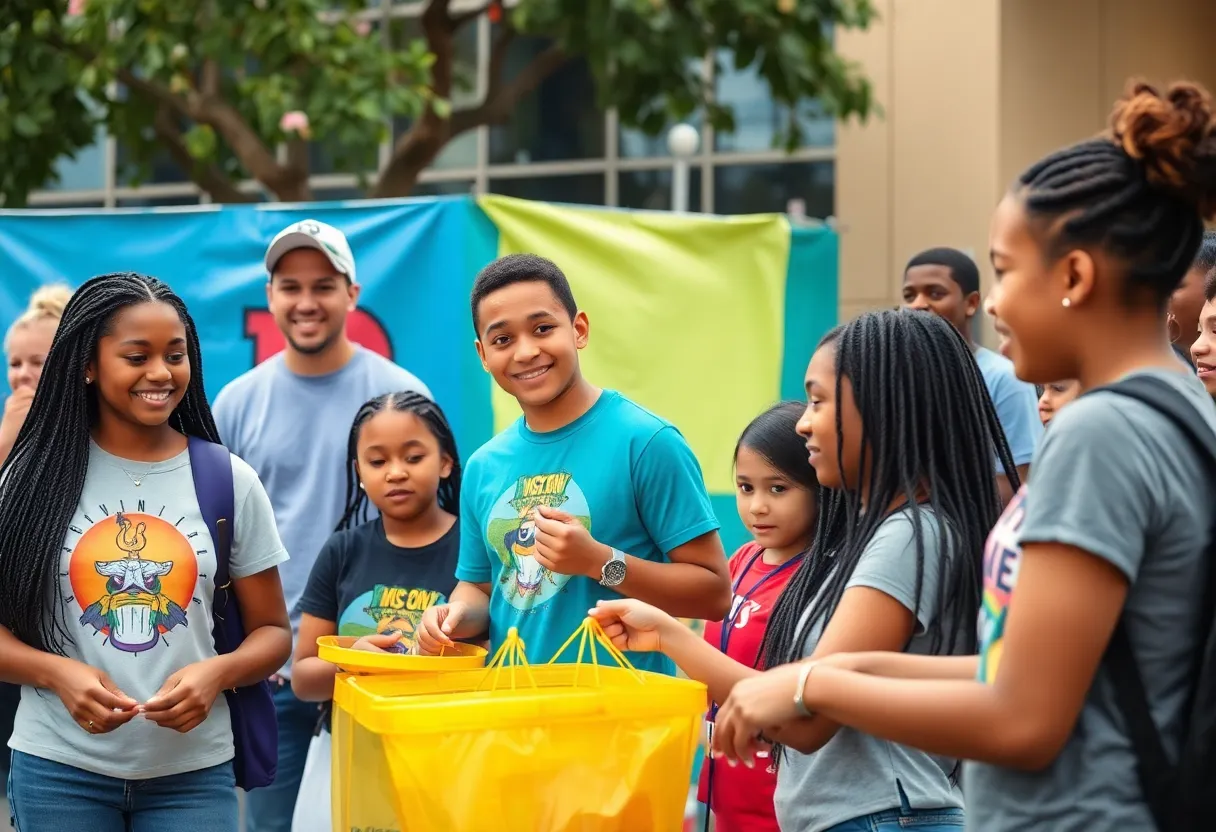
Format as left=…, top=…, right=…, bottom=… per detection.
left=289, top=392, right=462, bottom=832
left=592, top=308, right=1015, bottom=832
left=708, top=81, right=1216, bottom=831
left=0, top=273, right=291, bottom=832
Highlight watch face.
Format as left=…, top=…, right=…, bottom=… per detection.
left=601, top=558, right=627, bottom=586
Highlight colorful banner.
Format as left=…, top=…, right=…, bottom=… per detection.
left=0, top=196, right=836, bottom=551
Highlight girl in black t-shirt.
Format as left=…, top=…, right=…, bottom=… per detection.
left=292, top=390, right=462, bottom=695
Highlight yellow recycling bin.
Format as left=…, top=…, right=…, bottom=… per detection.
left=331, top=618, right=707, bottom=832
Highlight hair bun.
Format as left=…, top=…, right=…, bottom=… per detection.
left=1110, top=79, right=1216, bottom=219
left=26, top=284, right=72, bottom=320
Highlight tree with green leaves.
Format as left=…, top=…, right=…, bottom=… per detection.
left=0, top=0, right=876, bottom=206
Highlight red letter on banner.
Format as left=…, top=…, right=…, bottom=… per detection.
left=243, top=309, right=393, bottom=364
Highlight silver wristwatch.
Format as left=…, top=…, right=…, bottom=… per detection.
left=599, top=547, right=627, bottom=587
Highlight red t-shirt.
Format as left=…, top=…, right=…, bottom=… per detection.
left=696, top=543, right=799, bottom=832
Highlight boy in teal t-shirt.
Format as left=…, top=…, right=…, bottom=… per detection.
left=417, top=253, right=731, bottom=673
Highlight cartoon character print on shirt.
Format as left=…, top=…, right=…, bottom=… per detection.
left=67, top=502, right=202, bottom=655
left=977, top=488, right=1027, bottom=684
left=338, top=585, right=449, bottom=653
left=486, top=472, right=591, bottom=612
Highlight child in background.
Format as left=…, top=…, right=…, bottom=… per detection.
left=289, top=391, right=462, bottom=832
left=418, top=253, right=730, bottom=673
left=1037, top=381, right=1081, bottom=426
left=699, top=402, right=818, bottom=832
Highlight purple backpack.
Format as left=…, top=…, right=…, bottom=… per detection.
left=187, top=436, right=278, bottom=791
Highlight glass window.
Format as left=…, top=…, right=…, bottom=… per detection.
left=712, top=49, right=835, bottom=153
left=311, top=186, right=366, bottom=202
left=391, top=17, right=479, bottom=171
left=116, top=138, right=190, bottom=187
left=25, top=201, right=105, bottom=210
left=713, top=161, right=834, bottom=217
left=489, top=32, right=604, bottom=164
left=618, top=168, right=703, bottom=212
left=47, top=125, right=106, bottom=192
left=412, top=180, right=474, bottom=196
left=488, top=174, right=605, bottom=206
left=115, top=194, right=201, bottom=207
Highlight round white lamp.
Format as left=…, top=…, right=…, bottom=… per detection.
left=666, top=124, right=700, bottom=213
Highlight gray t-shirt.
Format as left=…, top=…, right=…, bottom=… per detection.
left=774, top=509, right=965, bottom=832
left=8, top=441, right=288, bottom=779
left=966, top=368, right=1216, bottom=830
left=213, top=346, right=431, bottom=676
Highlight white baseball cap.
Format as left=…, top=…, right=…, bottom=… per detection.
left=264, top=219, right=357, bottom=283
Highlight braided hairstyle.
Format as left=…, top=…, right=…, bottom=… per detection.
left=761, top=310, right=1014, bottom=758
left=336, top=391, right=461, bottom=531
left=1016, top=81, right=1216, bottom=305
left=0, top=273, right=218, bottom=655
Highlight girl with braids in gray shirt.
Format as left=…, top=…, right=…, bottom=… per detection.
left=592, top=308, right=1016, bottom=832
left=709, top=81, right=1216, bottom=832
left=0, top=273, right=291, bottom=832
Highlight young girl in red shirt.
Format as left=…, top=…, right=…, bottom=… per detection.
left=698, top=402, right=818, bottom=831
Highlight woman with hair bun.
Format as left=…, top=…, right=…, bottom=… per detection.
left=1, top=284, right=72, bottom=466
left=707, top=80, right=1216, bottom=830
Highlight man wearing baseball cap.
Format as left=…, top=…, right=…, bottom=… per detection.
left=213, top=219, right=431, bottom=831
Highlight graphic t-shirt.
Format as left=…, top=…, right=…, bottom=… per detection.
left=698, top=542, right=797, bottom=832
left=455, top=390, right=721, bottom=675
left=8, top=441, right=288, bottom=780
left=214, top=346, right=432, bottom=677
left=967, top=368, right=1216, bottom=831
left=297, top=518, right=459, bottom=647
left=774, top=509, right=965, bottom=832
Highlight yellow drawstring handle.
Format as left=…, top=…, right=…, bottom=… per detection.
left=547, top=617, right=645, bottom=686
left=475, top=627, right=538, bottom=692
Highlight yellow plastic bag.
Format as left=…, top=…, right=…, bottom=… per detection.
left=331, top=618, right=706, bottom=832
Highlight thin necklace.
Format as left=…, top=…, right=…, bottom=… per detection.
left=120, top=465, right=154, bottom=488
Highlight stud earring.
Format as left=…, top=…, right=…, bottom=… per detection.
left=84, top=376, right=92, bottom=384
left=359, top=482, right=365, bottom=491
left=1061, top=298, right=1072, bottom=308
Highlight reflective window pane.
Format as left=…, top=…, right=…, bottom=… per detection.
left=713, top=50, right=835, bottom=153
left=116, top=139, right=189, bottom=187
left=412, top=180, right=474, bottom=197
left=618, top=168, right=702, bottom=212
left=311, top=187, right=365, bottom=202
left=488, top=174, right=605, bottom=206
left=489, top=32, right=603, bottom=164
left=391, top=17, right=478, bottom=171
left=115, top=194, right=201, bottom=207
left=712, top=161, right=834, bottom=217
left=47, top=125, right=106, bottom=191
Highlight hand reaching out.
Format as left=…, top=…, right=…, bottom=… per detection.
left=586, top=599, right=677, bottom=653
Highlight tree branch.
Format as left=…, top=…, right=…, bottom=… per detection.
left=200, top=58, right=220, bottom=98
left=114, top=66, right=294, bottom=196
left=450, top=44, right=567, bottom=135
left=151, top=107, right=255, bottom=204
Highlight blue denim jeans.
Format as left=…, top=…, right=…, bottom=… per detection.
left=6, top=750, right=237, bottom=832
left=824, top=806, right=965, bottom=831
left=243, top=677, right=322, bottom=832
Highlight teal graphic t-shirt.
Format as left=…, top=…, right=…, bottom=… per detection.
left=455, top=390, right=721, bottom=674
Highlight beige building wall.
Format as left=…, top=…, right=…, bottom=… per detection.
left=834, top=0, right=1216, bottom=333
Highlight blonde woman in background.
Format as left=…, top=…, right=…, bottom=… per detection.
left=1, top=283, right=70, bottom=829
left=0, top=285, right=72, bottom=467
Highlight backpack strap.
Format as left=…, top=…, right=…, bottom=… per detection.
left=1095, top=375, right=1216, bottom=832
left=187, top=436, right=236, bottom=648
